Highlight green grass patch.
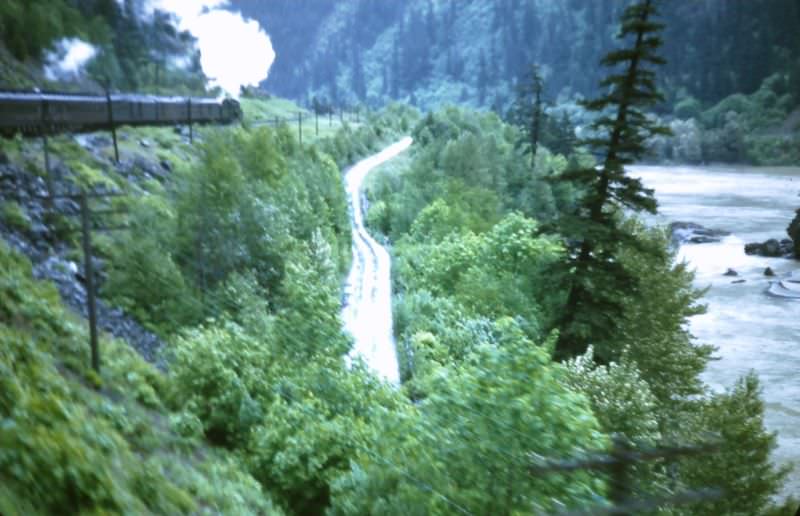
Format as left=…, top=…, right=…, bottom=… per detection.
left=240, top=96, right=365, bottom=143
left=0, top=201, right=31, bottom=232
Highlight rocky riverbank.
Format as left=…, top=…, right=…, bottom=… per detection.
left=670, top=220, right=798, bottom=261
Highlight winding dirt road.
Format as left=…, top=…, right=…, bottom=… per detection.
left=342, top=137, right=412, bottom=384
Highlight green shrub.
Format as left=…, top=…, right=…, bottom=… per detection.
left=674, top=95, right=702, bottom=120
left=1, top=201, right=30, bottom=232
left=0, top=241, right=280, bottom=514
left=0, top=243, right=185, bottom=514
left=169, top=321, right=272, bottom=447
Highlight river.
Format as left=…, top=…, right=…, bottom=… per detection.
left=342, top=137, right=413, bottom=384
left=633, top=164, right=800, bottom=499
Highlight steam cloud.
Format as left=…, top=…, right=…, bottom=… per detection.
left=149, top=0, right=275, bottom=97
left=43, top=38, right=98, bottom=81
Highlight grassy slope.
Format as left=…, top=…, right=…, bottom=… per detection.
left=0, top=240, right=281, bottom=514
left=240, top=95, right=365, bottom=141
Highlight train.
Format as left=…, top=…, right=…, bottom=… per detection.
left=0, top=91, right=242, bottom=137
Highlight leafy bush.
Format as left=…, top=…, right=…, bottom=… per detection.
left=674, top=95, right=703, bottom=120
left=332, top=328, right=606, bottom=514
left=0, top=242, right=275, bottom=514
left=678, top=374, right=790, bottom=515
left=169, top=321, right=272, bottom=447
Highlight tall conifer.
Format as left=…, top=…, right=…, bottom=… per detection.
left=555, top=0, right=671, bottom=360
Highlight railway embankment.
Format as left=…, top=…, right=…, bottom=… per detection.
left=0, top=131, right=175, bottom=365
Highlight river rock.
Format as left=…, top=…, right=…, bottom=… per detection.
left=744, top=238, right=794, bottom=258
left=731, top=279, right=746, bottom=284
left=788, top=208, right=800, bottom=258
left=723, top=268, right=738, bottom=276
left=764, top=267, right=776, bottom=277
left=670, top=221, right=730, bottom=246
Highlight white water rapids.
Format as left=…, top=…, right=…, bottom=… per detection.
left=342, top=137, right=413, bottom=384
left=633, top=164, right=800, bottom=499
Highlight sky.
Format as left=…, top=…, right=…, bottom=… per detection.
left=148, top=0, right=275, bottom=96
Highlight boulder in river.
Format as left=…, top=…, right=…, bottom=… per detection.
left=787, top=208, right=800, bottom=258
left=764, top=267, right=776, bottom=277
left=744, top=238, right=793, bottom=258
left=669, top=221, right=730, bottom=246
left=723, top=268, right=738, bottom=277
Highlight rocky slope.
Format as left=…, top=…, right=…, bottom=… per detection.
left=0, top=131, right=186, bottom=366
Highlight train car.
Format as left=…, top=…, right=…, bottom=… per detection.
left=0, top=92, right=43, bottom=134
left=0, top=90, right=241, bottom=137
left=44, top=93, right=107, bottom=129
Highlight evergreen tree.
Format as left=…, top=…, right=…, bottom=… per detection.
left=510, top=64, right=545, bottom=165
left=477, top=50, right=488, bottom=105
left=679, top=374, right=790, bottom=515
left=542, top=111, right=577, bottom=157
left=554, top=0, right=671, bottom=361
left=351, top=47, right=366, bottom=100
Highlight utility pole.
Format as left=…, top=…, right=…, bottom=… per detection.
left=187, top=98, right=193, bottom=143
left=297, top=112, right=303, bottom=144
left=79, top=192, right=100, bottom=373
left=105, top=88, right=119, bottom=163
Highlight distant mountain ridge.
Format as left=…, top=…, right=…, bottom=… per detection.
left=233, top=0, right=800, bottom=112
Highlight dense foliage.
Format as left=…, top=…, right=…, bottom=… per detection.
left=237, top=0, right=800, bottom=114
left=0, top=0, right=206, bottom=92
left=649, top=73, right=800, bottom=165
left=0, top=241, right=281, bottom=515
left=360, top=16, right=790, bottom=505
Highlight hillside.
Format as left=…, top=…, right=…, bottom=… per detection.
left=0, top=92, right=417, bottom=513
left=237, top=0, right=800, bottom=113
left=1, top=0, right=206, bottom=94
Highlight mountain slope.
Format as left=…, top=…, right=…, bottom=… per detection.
left=235, top=0, right=800, bottom=112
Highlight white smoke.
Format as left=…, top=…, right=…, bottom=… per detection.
left=148, top=0, right=275, bottom=97
left=43, top=38, right=98, bottom=81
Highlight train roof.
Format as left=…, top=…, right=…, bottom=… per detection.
left=0, top=90, right=225, bottom=105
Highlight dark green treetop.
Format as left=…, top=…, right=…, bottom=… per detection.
left=554, top=0, right=671, bottom=361
left=509, top=63, right=545, bottom=165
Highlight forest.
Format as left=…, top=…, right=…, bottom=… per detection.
left=241, top=0, right=800, bottom=108
left=1, top=0, right=799, bottom=514
left=240, top=0, right=800, bottom=165
left=0, top=0, right=207, bottom=93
